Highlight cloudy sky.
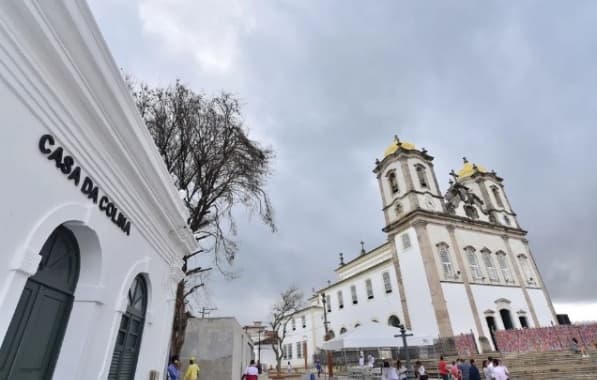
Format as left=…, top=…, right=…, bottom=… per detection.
left=88, top=0, right=597, bottom=323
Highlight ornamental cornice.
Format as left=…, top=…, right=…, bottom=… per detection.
left=0, top=2, right=196, bottom=261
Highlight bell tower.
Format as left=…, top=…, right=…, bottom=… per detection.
left=448, top=158, right=520, bottom=228
left=374, top=136, right=445, bottom=228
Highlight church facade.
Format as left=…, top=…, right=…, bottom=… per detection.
left=295, top=137, right=558, bottom=357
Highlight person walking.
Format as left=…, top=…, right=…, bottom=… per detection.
left=315, top=359, right=322, bottom=377
left=241, top=359, right=259, bottom=380
left=183, top=358, right=200, bottom=380
left=450, top=360, right=461, bottom=380
left=396, top=360, right=407, bottom=380
left=469, top=359, right=481, bottom=380
left=491, top=359, right=509, bottom=380
left=481, top=360, right=491, bottom=380
left=415, top=360, right=428, bottom=380
left=381, top=360, right=400, bottom=380
left=167, top=357, right=181, bottom=380
left=438, top=355, right=449, bottom=380
left=459, top=358, right=471, bottom=380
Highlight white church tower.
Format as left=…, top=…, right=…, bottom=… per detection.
left=372, top=136, right=558, bottom=352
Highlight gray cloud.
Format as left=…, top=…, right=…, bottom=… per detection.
left=89, top=0, right=597, bottom=322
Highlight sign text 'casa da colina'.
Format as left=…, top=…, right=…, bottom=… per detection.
left=38, top=134, right=132, bottom=236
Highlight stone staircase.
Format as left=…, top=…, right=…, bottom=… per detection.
left=416, top=349, right=597, bottom=380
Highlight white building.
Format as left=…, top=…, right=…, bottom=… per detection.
left=290, top=137, right=558, bottom=355
left=0, top=2, right=196, bottom=379
left=279, top=301, right=325, bottom=370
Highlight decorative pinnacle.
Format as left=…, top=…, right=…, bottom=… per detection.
left=449, top=179, right=454, bottom=185
left=360, top=241, right=366, bottom=255
left=473, top=164, right=478, bottom=170
left=449, top=169, right=458, bottom=180
left=462, top=157, right=469, bottom=163
left=375, top=158, right=380, bottom=165
left=394, top=135, right=400, bottom=144
left=422, top=147, right=428, bottom=154
left=339, top=252, right=345, bottom=266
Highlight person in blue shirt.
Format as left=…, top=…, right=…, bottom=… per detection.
left=168, top=356, right=181, bottom=380
left=469, top=359, right=482, bottom=380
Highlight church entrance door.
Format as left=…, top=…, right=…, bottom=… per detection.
left=485, top=316, right=498, bottom=351
left=0, top=226, right=80, bottom=379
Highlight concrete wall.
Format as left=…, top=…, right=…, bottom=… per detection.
left=181, top=317, right=253, bottom=380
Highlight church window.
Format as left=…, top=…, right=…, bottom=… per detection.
left=282, top=345, right=287, bottom=359
left=288, top=343, right=293, bottom=359
left=464, top=205, right=479, bottom=219
left=503, top=215, right=511, bottom=226
left=388, top=171, right=399, bottom=194
left=292, top=318, right=296, bottom=331
left=518, top=254, right=536, bottom=285
left=382, top=272, right=392, bottom=293
left=402, top=233, right=411, bottom=249
left=337, top=291, right=344, bottom=309
left=326, top=295, right=332, bottom=312
left=351, top=285, right=358, bottom=304
left=296, top=342, right=302, bottom=358
left=496, top=251, right=513, bottom=282
left=415, top=164, right=429, bottom=188
left=438, top=243, right=455, bottom=279
left=302, top=315, right=307, bottom=328
left=482, top=249, right=499, bottom=282
left=395, top=202, right=403, bottom=216
left=491, top=185, right=504, bottom=208
left=388, top=315, right=401, bottom=328
left=327, top=330, right=335, bottom=339
left=354, top=322, right=361, bottom=328
left=340, top=327, right=347, bottom=335
left=365, top=279, right=374, bottom=299
left=465, top=246, right=483, bottom=280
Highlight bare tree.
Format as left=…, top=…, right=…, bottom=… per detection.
left=269, top=287, right=304, bottom=373
left=130, top=79, right=275, bottom=356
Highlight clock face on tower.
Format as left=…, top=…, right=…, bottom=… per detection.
left=424, top=195, right=435, bottom=211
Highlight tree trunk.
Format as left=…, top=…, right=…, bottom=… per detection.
left=170, top=280, right=188, bottom=356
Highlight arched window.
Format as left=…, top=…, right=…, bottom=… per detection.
left=415, top=164, right=429, bottom=188
left=354, top=323, right=361, bottom=328
left=340, top=327, right=347, bottom=335
left=496, top=251, right=513, bottom=282
left=337, top=290, right=344, bottom=309
left=481, top=249, right=499, bottom=282
left=302, top=315, right=307, bottom=328
left=388, top=171, right=399, bottom=194
left=292, top=318, right=296, bottom=331
left=109, top=274, right=148, bottom=380
left=326, top=295, right=332, bottom=312
left=365, top=279, right=374, bottom=299
left=465, top=246, right=483, bottom=280
left=518, top=254, right=536, bottom=285
left=491, top=185, right=504, bottom=208
left=464, top=205, right=479, bottom=220
left=351, top=285, right=358, bottom=304
left=327, top=330, right=335, bottom=340
left=382, top=272, right=392, bottom=293
left=437, top=243, right=454, bottom=279
left=388, top=315, right=401, bottom=328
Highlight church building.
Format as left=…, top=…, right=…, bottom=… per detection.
left=0, top=2, right=195, bottom=379
left=287, top=136, right=557, bottom=361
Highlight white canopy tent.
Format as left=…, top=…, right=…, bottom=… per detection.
left=320, top=322, right=434, bottom=351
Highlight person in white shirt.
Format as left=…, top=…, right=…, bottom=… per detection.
left=486, top=357, right=495, bottom=380
left=396, top=360, right=407, bottom=380
left=367, top=354, right=375, bottom=368
left=415, top=360, right=428, bottom=380
left=359, top=352, right=365, bottom=367
left=381, top=361, right=399, bottom=380
left=491, top=359, right=509, bottom=380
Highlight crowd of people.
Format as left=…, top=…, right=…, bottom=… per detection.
left=438, top=355, right=510, bottom=380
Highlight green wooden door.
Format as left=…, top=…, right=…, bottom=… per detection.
left=108, top=275, right=147, bottom=380
left=0, top=226, right=80, bottom=380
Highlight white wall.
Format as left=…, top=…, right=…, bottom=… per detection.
left=528, top=288, right=556, bottom=326
left=442, top=283, right=477, bottom=336
left=395, top=228, right=438, bottom=336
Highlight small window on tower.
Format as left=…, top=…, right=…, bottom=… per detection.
left=491, top=185, right=504, bottom=208
left=402, top=233, right=411, bottom=249
left=388, top=171, right=399, bottom=194
left=464, top=205, right=479, bottom=220
left=415, top=164, right=429, bottom=188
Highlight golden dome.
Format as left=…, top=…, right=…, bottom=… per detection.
left=457, top=159, right=487, bottom=178
left=383, top=136, right=416, bottom=157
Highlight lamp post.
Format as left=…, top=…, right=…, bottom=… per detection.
left=394, top=324, right=413, bottom=379
left=321, top=292, right=333, bottom=377
left=254, top=321, right=264, bottom=374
